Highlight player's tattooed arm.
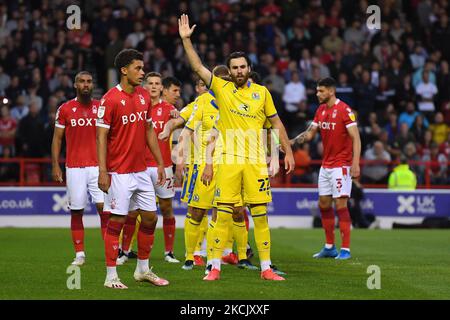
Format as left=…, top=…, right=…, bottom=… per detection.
left=178, top=14, right=212, bottom=87
left=158, top=117, right=185, bottom=140
left=291, top=124, right=318, bottom=145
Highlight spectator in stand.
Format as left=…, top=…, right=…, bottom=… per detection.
left=362, top=140, right=392, bottom=184
left=384, top=112, right=399, bottom=144
left=437, top=60, right=450, bottom=106
left=0, top=104, right=16, bottom=155
left=353, top=69, right=376, bottom=122
left=403, top=141, right=422, bottom=183
left=282, top=70, right=306, bottom=113
left=335, top=72, right=354, bottom=106
left=10, top=95, right=29, bottom=122
left=398, top=101, right=430, bottom=129
left=395, top=74, right=416, bottom=111
left=415, top=70, right=438, bottom=114
left=15, top=101, right=45, bottom=157
left=395, top=122, right=416, bottom=147
left=360, top=112, right=381, bottom=151
left=411, top=114, right=428, bottom=144
left=421, top=142, right=448, bottom=185
left=0, top=65, right=10, bottom=95
left=429, top=112, right=449, bottom=145
left=291, top=143, right=312, bottom=184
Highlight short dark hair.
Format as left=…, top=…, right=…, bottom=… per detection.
left=144, top=71, right=162, bottom=84
left=162, top=76, right=182, bottom=89
left=74, top=71, right=92, bottom=82
left=226, top=51, right=252, bottom=69
left=317, top=77, right=337, bottom=88
left=212, top=65, right=230, bottom=78
left=249, top=71, right=261, bottom=84
left=114, top=49, right=143, bottom=75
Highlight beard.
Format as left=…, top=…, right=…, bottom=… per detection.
left=318, top=96, right=329, bottom=104
left=231, top=73, right=249, bottom=87
left=78, top=88, right=92, bottom=99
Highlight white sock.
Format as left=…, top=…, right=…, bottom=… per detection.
left=106, top=267, right=118, bottom=280
left=246, top=243, right=251, bottom=249
left=76, top=251, right=85, bottom=258
left=124, top=249, right=130, bottom=254
left=261, top=260, right=271, bottom=272
left=136, top=259, right=149, bottom=273
left=325, top=243, right=334, bottom=249
left=211, top=259, right=221, bottom=271
left=201, top=238, right=207, bottom=251
left=222, top=248, right=232, bottom=256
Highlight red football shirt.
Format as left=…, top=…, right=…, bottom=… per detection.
left=312, top=99, right=357, bottom=168
left=145, top=99, right=176, bottom=167
left=96, top=85, right=152, bottom=174
left=0, top=117, right=17, bottom=146
left=55, top=98, right=100, bottom=168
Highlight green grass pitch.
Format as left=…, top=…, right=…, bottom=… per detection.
left=1, top=228, right=449, bottom=300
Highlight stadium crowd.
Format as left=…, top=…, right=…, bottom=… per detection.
left=0, top=0, right=449, bottom=185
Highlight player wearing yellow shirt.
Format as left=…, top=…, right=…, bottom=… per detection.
left=179, top=14, right=295, bottom=281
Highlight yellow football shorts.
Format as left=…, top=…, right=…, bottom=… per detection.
left=214, top=157, right=272, bottom=205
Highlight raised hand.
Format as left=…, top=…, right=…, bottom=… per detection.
left=178, top=14, right=196, bottom=39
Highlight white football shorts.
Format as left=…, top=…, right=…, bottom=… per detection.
left=66, top=166, right=104, bottom=210
left=103, top=170, right=157, bottom=215
left=318, top=166, right=352, bottom=199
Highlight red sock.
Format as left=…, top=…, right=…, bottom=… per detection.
left=243, top=209, right=250, bottom=231
left=320, top=206, right=335, bottom=245
left=163, top=217, right=176, bottom=253
left=337, top=207, right=351, bottom=249
left=104, top=220, right=124, bottom=267
left=71, top=213, right=84, bottom=252
left=137, top=223, right=155, bottom=260
left=99, top=211, right=111, bottom=240
left=121, top=215, right=137, bottom=252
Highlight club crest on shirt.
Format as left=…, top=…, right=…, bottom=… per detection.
left=92, top=106, right=97, bottom=114
left=332, top=109, right=337, bottom=118
left=252, top=92, right=260, bottom=100
left=138, top=94, right=145, bottom=105
left=98, top=106, right=105, bottom=118
left=157, top=107, right=162, bottom=116
left=72, top=107, right=77, bottom=112
left=111, top=198, right=116, bottom=210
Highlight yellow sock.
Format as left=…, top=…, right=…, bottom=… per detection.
left=233, top=220, right=248, bottom=261
left=194, top=214, right=208, bottom=254
left=184, top=215, right=201, bottom=261
left=128, top=215, right=141, bottom=252
left=206, top=220, right=216, bottom=263
left=224, top=218, right=233, bottom=255
left=212, top=205, right=234, bottom=263
left=250, top=205, right=271, bottom=263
